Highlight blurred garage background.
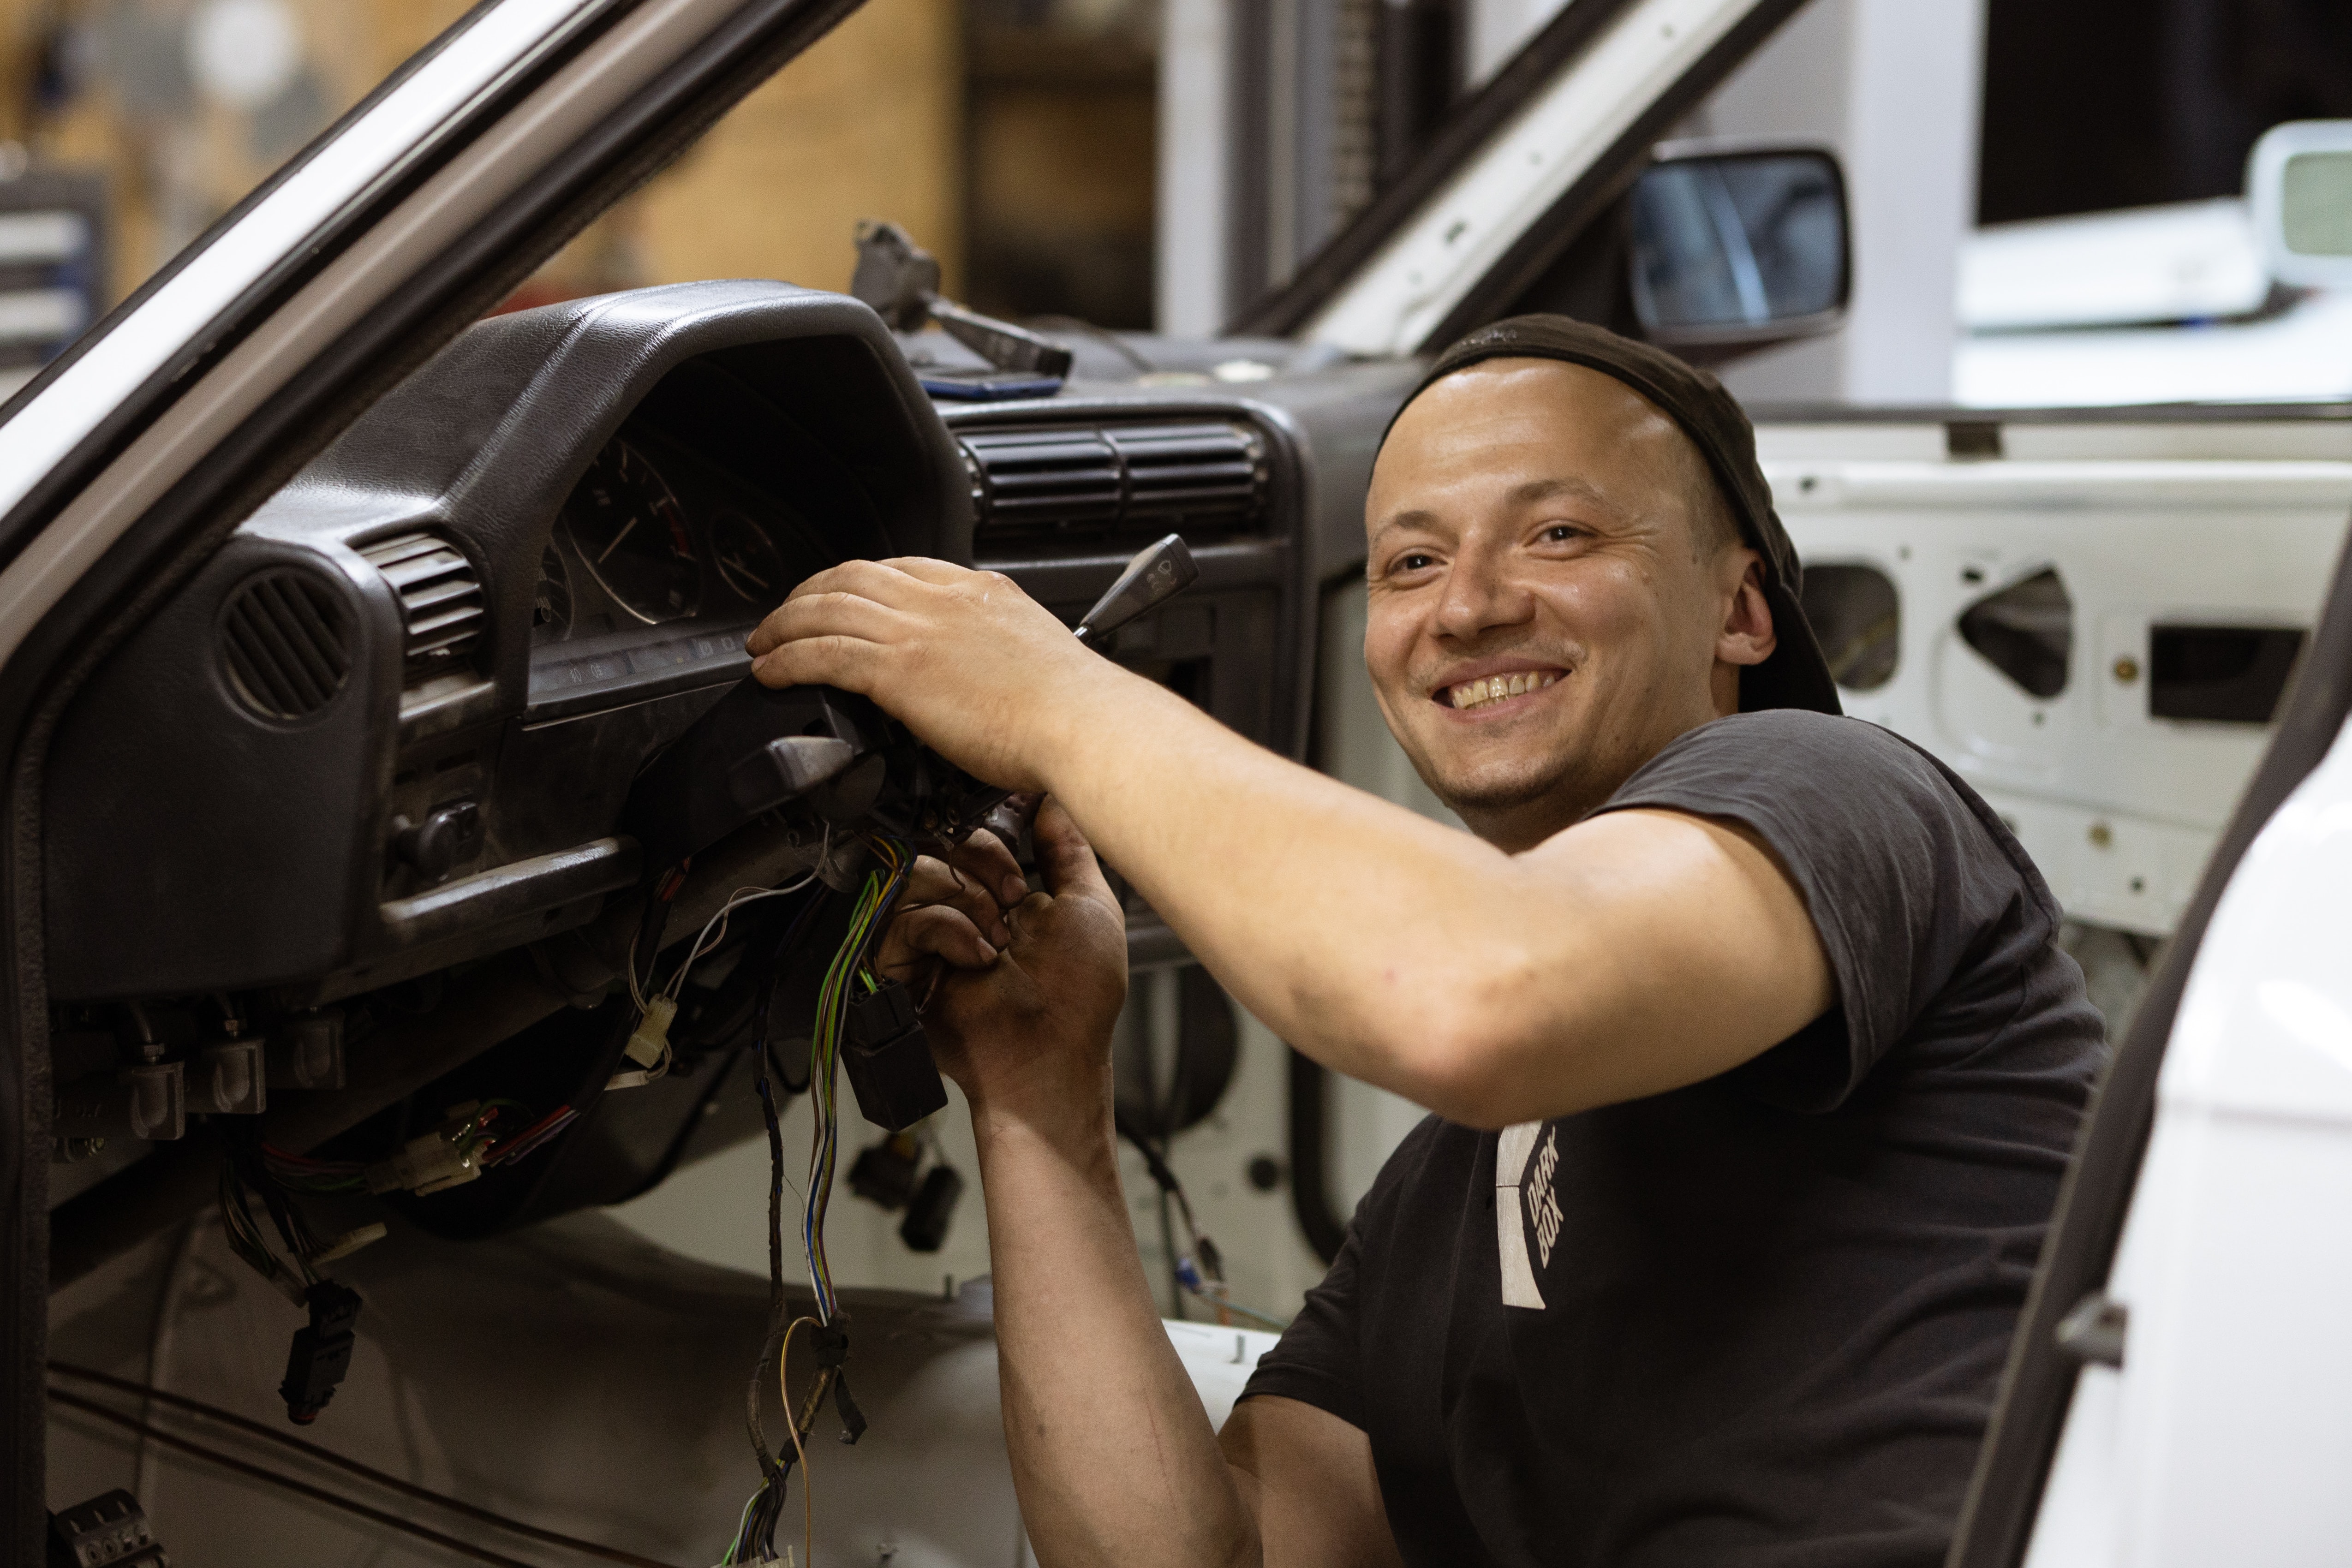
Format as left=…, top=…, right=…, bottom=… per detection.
left=1, top=0, right=2349, bottom=412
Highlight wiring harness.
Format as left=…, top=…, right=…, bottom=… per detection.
left=720, top=834, right=913, bottom=1568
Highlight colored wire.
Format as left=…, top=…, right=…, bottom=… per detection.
left=801, top=836, right=913, bottom=1323
left=725, top=841, right=901, bottom=1559
left=1115, top=1113, right=1292, bottom=1332
left=780, top=1314, right=820, bottom=1568
left=480, top=1104, right=579, bottom=1166
left=630, top=868, right=822, bottom=1095
left=216, top=1166, right=309, bottom=1307
left=666, top=873, right=821, bottom=1005
left=46, top=1364, right=681, bottom=1568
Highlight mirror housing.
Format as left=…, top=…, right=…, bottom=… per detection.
left=1627, top=141, right=1852, bottom=353
left=2250, top=120, right=2352, bottom=289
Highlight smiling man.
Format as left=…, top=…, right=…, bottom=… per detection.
left=746, top=316, right=2103, bottom=1567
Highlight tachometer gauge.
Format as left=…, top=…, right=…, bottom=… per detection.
left=530, top=546, right=572, bottom=644
left=561, top=440, right=700, bottom=624
left=710, top=509, right=791, bottom=604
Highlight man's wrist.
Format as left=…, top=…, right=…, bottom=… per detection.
left=969, top=1091, right=1121, bottom=1181
left=971, top=1119, right=1127, bottom=1237
left=1024, top=655, right=1167, bottom=802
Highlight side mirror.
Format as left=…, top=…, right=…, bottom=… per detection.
left=2250, top=120, right=2352, bottom=289
left=1627, top=143, right=1851, bottom=352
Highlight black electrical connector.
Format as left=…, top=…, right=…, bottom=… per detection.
left=279, top=1280, right=363, bottom=1425
left=848, top=1132, right=923, bottom=1210
left=841, top=978, right=948, bottom=1133
left=48, top=1489, right=167, bottom=1568
left=899, top=1163, right=964, bottom=1253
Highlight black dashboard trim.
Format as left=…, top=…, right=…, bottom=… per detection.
left=378, top=835, right=640, bottom=950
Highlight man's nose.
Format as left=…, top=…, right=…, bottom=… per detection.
left=1434, top=547, right=1535, bottom=640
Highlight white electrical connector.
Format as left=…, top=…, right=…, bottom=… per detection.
left=625, top=996, right=676, bottom=1067
left=364, top=1127, right=482, bottom=1196
left=608, top=996, right=677, bottom=1091
left=308, top=1222, right=388, bottom=1265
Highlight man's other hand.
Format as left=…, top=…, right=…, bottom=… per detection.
left=875, top=799, right=1128, bottom=1139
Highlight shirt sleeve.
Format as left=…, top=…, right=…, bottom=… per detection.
left=1236, top=1220, right=1368, bottom=1430
left=1236, top=1111, right=1447, bottom=1428
left=1593, top=710, right=2048, bottom=1111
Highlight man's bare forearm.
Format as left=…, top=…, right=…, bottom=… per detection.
left=975, top=1106, right=1257, bottom=1568
left=1034, top=675, right=1503, bottom=1080
left=1027, top=671, right=1828, bottom=1128
left=745, top=561, right=1831, bottom=1127
left=1031, top=673, right=1573, bottom=1114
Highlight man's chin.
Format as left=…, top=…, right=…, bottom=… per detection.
left=1422, top=756, right=1579, bottom=822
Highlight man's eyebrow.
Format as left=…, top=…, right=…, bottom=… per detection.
left=1508, top=475, right=1623, bottom=516
left=1369, top=477, right=1624, bottom=550
left=1367, top=509, right=1440, bottom=553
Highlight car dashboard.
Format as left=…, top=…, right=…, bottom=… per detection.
left=42, top=279, right=1313, bottom=1251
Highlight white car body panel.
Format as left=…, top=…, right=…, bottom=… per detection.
left=11, top=0, right=2352, bottom=1557
left=2024, top=709, right=2352, bottom=1566
left=1764, top=419, right=2352, bottom=936
left=1956, top=292, right=2352, bottom=410
left=1953, top=195, right=2352, bottom=409
left=1959, top=201, right=2270, bottom=335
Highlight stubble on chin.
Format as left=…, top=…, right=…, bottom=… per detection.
left=1408, top=727, right=1592, bottom=832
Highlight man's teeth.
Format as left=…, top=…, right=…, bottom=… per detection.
left=1448, top=672, right=1558, bottom=710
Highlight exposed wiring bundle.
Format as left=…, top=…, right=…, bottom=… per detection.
left=718, top=834, right=916, bottom=1567
left=613, top=862, right=821, bottom=1092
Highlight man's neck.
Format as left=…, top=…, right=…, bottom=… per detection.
left=1454, top=698, right=1739, bottom=853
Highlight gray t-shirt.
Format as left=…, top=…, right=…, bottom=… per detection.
left=1244, top=709, right=2103, bottom=1567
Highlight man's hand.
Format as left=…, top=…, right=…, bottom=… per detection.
left=745, top=558, right=1139, bottom=794
left=874, top=803, right=1401, bottom=1568
left=874, top=799, right=1128, bottom=1140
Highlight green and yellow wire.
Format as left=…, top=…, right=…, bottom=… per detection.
left=800, top=836, right=912, bottom=1324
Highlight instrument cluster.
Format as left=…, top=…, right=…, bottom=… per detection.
left=533, top=428, right=826, bottom=650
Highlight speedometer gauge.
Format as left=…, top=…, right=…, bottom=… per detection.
left=710, top=510, right=790, bottom=604
left=561, top=441, right=700, bottom=624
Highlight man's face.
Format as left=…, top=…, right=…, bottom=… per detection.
left=1363, top=358, right=1767, bottom=849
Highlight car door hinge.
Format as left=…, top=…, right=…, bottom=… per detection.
left=2054, top=1290, right=2127, bottom=1368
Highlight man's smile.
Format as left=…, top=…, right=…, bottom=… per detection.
left=1432, top=662, right=1567, bottom=714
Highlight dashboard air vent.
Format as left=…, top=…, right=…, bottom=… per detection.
left=959, top=420, right=1266, bottom=540
left=362, top=532, right=484, bottom=681
left=1109, top=423, right=1263, bottom=517
left=219, top=568, right=353, bottom=722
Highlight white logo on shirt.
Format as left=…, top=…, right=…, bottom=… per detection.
left=1525, top=1124, right=1563, bottom=1269
left=1495, top=1121, right=1552, bottom=1310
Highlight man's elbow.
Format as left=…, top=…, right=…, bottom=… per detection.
left=1394, top=1011, right=1577, bottom=1131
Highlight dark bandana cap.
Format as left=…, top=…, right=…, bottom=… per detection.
left=1387, top=314, right=1842, bottom=717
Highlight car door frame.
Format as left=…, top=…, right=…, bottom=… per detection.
left=0, top=0, right=904, bottom=1549
left=1949, top=523, right=2352, bottom=1562
left=1228, top=0, right=1812, bottom=352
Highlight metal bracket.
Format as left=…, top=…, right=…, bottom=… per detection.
left=2054, top=1291, right=2127, bottom=1368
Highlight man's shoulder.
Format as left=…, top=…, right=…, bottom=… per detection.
left=1663, top=708, right=1930, bottom=768
left=1619, top=710, right=1958, bottom=810
left=1609, top=709, right=2056, bottom=926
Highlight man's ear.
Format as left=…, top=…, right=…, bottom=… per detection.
left=1717, top=553, right=1777, bottom=669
